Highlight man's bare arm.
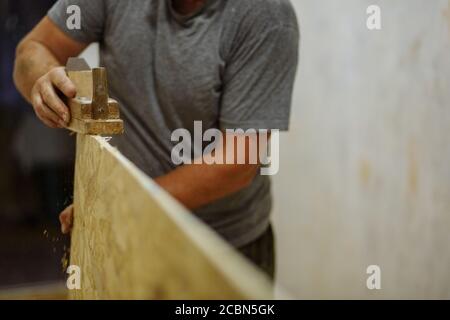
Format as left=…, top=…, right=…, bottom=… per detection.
left=155, top=133, right=268, bottom=210
left=14, top=17, right=87, bottom=128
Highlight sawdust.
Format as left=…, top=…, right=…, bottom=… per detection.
left=61, top=245, right=70, bottom=272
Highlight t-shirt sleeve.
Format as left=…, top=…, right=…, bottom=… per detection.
left=219, top=25, right=299, bottom=131
left=47, top=0, right=105, bottom=43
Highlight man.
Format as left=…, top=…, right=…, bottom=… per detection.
left=13, top=0, right=299, bottom=279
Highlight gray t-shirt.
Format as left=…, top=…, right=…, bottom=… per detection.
left=48, top=0, right=299, bottom=247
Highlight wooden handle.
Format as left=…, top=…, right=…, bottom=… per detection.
left=91, top=68, right=109, bottom=119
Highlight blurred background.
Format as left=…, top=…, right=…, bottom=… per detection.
left=1, top=0, right=450, bottom=299
left=272, top=0, right=450, bottom=299
left=0, top=0, right=73, bottom=288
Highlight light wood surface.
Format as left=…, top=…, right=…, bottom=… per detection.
left=69, top=134, right=272, bottom=299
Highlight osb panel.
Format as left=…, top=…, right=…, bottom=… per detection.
left=70, top=135, right=271, bottom=299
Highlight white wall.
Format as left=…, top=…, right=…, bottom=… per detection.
left=79, top=43, right=99, bottom=67
left=273, top=0, right=450, bottom=298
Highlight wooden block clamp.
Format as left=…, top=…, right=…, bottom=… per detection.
left=65, top=58, right=124, bottom=135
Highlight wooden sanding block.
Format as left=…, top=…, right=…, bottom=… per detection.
left=65, top=57, right=124, bottom=135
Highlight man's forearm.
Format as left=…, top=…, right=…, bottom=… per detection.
left=155, top=162, right=259, bottom=210
left=13, top=40, right=61, bottom=103
left=157, top=132, right=269, bottom=210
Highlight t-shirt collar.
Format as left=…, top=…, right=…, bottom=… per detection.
left=168, top=0, right=218, bottom=24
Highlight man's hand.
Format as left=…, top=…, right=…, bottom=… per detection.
left=30, top=67, right=76, bottom=128
left=13, top=17, right=87, bottom=117
left=59, top=204, right=74, bottom=234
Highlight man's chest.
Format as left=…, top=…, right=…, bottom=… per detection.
left=103, top=1, right=226, bottom=124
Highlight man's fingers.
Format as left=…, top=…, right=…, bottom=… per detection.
left=37, top=96, right=65, bottom=127
left=31, top=67, right=76, bottom=129
left=59, top=205, right=74, bottom=234
left=40, top=82, right=70, bottom=124
left=39, top=115, right=60, bottom=129
left=50, top=68, right=76, bottom=99
left=32, top=91, right=62, bottom=128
